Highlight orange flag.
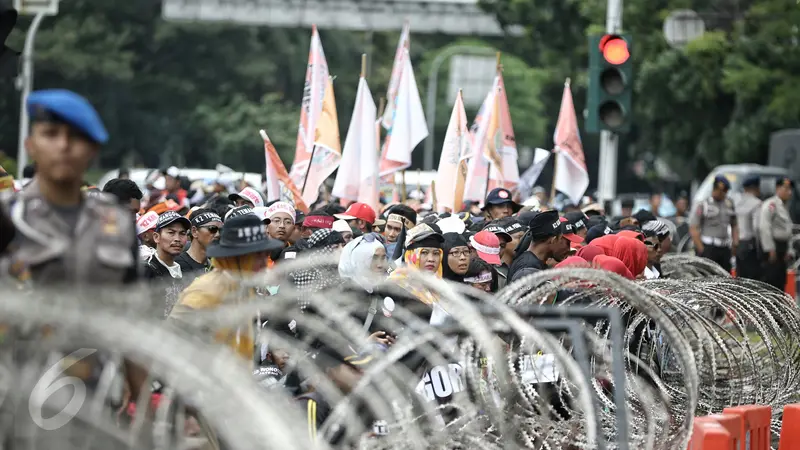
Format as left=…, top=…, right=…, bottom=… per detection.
left=261, top=130, right=309, bottom=213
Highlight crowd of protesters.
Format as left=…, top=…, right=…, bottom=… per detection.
left=1, top=88, right=794, bottom=448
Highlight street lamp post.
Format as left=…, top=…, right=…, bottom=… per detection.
left=16, top=12, right=46, bottom=179
left=424, top=45, right=497, bottom=171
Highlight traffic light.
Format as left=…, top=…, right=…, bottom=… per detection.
left=586, top=34, right=632, bottom=134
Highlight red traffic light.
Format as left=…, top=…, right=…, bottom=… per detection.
left=599, top=35, right=630, bottom=65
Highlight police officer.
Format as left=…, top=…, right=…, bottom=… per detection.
left=0, top=89, right=138, bottom=284
left=0, top=89, right=146, bottom=447
left=734, top=175, right=763, bottom=280
left=758, top=178, right=795, bottom=290
left=689, top=175, right=738, bottom=272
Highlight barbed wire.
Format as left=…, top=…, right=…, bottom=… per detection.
left=0, top=254, right=796, bottom=449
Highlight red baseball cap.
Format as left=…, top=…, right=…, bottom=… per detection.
left=335, top=202, right=376, bottom=224
left=560, top=217, right=584, bottom=244
left=470, top=230, right=502, bottom=265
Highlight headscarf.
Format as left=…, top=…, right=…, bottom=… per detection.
left=590, top=234, right=619, bottom=255
left=594, top=255, right=634, bottom=280
left=290, top=229, right=346, bottom=309
left=555, top=256, right=591, bottom=269
left=338, top=234, right=386, bottom=293
left=441, top=233, right=470, bottom=282
left=610, top=236, right=648, bottom=277
left=576, top=245, right=605, bottom=263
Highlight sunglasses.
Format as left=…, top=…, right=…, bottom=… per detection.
left=201, top=225, right=220, bottom=234
left=645, top=241, right=660, bottom=250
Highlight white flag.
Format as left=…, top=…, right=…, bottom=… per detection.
left=379, top=49, right=428, bottom=177
left=333, top=77, right=378, bottom=205
left=382, top=22, right=411, bottom=129
left=517, top=148, right=552, bottom=199
left=435, top=91, right=470, bottom=212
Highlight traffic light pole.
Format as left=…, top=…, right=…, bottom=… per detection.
left=16, top=12, right=47, bottom=179
left=597, top=0, right=623, bottom=204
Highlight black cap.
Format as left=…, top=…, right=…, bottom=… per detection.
left=776, top=177, right=795, bottom=188
left=621, top=198, right=635, bottom=209
left=386, top=204, right=417, bottom=228
left=633, top=209, right=657, bottom=225
left=156, top=211, right=191, bottom=231
left=564, top=211, right=588, bottom=232
left=585, top=223, right=610, bottom=243
left=528, top=210, right=561, bottom=239
left=482, top=221, right=512, bottom=242
left=206, top=214, right=285, bottom=258
left=483, top=188, right=521, bottom=212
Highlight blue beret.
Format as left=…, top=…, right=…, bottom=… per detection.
left=26, top=89, right=108, bottom=144
left=742, top=175, right=760, bottom=188
left=713, top=175, right=731, bottom=189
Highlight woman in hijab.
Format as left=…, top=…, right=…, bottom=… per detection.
left=610, top=236, right=648, bottom=278
left=290, top=228, right=346, bottom=310
left=387, top=223, right=445, bottom=322
left=337, top=233, right=395, bottom=335
left=441, top=232, right=471, bottom=282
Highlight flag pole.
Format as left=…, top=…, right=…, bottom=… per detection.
left=376, top=97, right=386, bottom=212
left=401, top=171, right=407, bottom=202
left=550, top=77, right=571, bottom=206
left=431, top=180, right=438, bottom=212
left=361, top=54, right=367, bottom=79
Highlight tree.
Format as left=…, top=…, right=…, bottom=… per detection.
left=480, top=0, right=800, bottom=184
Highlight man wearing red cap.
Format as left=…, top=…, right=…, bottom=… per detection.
left=470, top=230, right=503, bottom=266
left=335, top=202, right=376, bottom=233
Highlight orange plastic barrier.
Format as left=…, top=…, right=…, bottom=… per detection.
left=779, top=404, right=800, bottom=450
left=722, top=405, right=772, bottom=450
left=693, top=415, right=743, bottom=450
left=689, top=420, right=734, bottom=450
left=786, top=269, right=797, bottom=299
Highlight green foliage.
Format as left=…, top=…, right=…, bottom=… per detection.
left=480, top=0, right=800, bottom=181
left=0, top=1, right=548, bottom=174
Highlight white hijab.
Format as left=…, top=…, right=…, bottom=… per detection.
left=338, top=235, right=386, bottom=293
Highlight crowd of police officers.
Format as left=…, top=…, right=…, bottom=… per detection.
left=0, top=89, right=797, bottom=447
left=689, top=174, right=796, bottom=290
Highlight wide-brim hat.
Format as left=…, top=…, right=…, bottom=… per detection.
left=207, top=214, right=285, bottom=258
